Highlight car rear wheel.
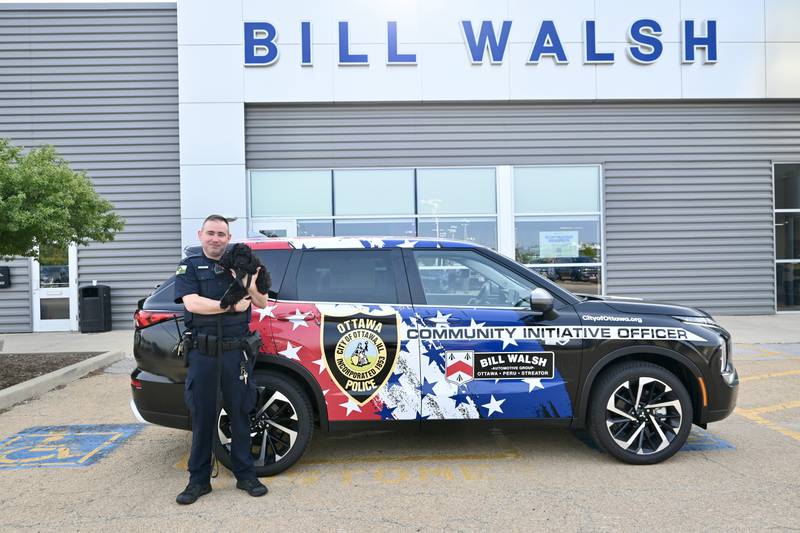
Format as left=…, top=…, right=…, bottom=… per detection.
left=589, top=361, right=693, bottom=465
left=213, top=371, right=313, bottom=477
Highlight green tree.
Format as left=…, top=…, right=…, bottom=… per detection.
left=0, top=139, right=124, bottom=259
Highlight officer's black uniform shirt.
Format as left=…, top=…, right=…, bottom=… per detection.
left=174, top=253, right=250, bottom=338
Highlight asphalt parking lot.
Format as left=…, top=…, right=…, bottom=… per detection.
left=0, top=342, right=798, bottom=531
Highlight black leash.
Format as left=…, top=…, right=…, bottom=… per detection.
left=211, top=313, right=223, bottom=479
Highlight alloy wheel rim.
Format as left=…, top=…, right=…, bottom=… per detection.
left=217, top=386, right=300, bottom=466
left=605, top=377, right=683, bottom=455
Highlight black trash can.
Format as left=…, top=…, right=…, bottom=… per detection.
left=79, top=284, right=112, bottom=332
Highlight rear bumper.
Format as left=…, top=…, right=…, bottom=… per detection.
left=130, top=368, right=190, bottom=431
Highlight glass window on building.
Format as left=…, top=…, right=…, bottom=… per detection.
left=775, top=163, right=800, bottom=311
left=416, top=168, right=497, bottom=248
left=250, top=166, right=499, bottom=249
left=251, top=169, right=332, bottom=218
left=514, top=166, right=602, bottom=295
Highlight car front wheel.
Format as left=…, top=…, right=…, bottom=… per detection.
left=213, top=371, right=313, bottom=477
left=589, top=361, right=693, bottom=465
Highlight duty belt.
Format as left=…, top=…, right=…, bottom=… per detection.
left=193, top=332, right=244, bottom=356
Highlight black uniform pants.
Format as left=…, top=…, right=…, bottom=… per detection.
left=184, top=348, right=255, bottom=484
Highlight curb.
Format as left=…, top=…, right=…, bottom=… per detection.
left=0, top=350, right=125, bottom=411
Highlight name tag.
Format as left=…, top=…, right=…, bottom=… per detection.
left=197, top=265, right=209, bottom=270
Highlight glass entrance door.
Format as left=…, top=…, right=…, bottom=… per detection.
left=32, top=244, right=77, bottom=331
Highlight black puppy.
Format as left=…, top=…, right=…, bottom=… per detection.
left=218, top=243, right=271, bottom=308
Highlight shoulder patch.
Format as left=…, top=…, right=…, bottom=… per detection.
left=176, top=265, right=187, bottom=275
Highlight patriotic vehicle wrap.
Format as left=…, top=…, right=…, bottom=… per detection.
left=131, top=236, right=739, bottom=470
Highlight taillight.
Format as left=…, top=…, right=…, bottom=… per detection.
left=134, top=309, right=179, bottom=329
left=131, top=377, right=143, bottom=390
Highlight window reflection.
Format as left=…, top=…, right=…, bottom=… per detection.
left=532, top=265, right=602, bottom=295
left=334, top=218, right=416, bottom=238
left=418, top=218, right=497, bottom=249
left=515, top=217, right=601, bottom=264
left=776, top=213, right=800, bottom=260
left=777, top=264, right=800, bottom=311
left=39, top=244, right=69, bottom=288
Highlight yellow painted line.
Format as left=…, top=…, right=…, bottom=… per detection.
left=737, top=400, right=800, bottom=416
left=739, top=370, right=800, bottom=383
left=78, top=433, right=123, bottom=464
left=173, top=450, right=520, bottom=471
left=301, top=450, right=520, bottom=466
left=736, top=400, right=800, bottom=443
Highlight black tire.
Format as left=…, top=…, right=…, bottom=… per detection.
left=213, top=371, right=313, bottom=477
left=588, top=361, right=693, bottom=465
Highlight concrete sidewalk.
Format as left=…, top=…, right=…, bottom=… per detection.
left=0, top=314, right=796, bottom=354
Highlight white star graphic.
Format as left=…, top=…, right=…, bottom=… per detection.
left=287, top=309, right=310, bottom=331
left=367, top=238, right=385, bottom=248
left=482, top=395, right=506, bottom=417
left=429, top=311, right=452, bottom=328
left=522, top=378, right=545, bottom=393
left=312, top=357, right=326, bottom=375
left=501, top=335, right=519, bottom=349
left=397, top=240, right=418, bottom=248
left=278, top=341, right=302, bottom=361
left=255, top=304, right=277, bottom=322
left=322, top=389, right=329, bottom=396
left=340, top=398, right=362, bottom=416
left=468, top=318, right=486, bottom=329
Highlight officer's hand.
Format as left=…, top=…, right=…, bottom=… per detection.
left=233, top=297, right=251, bottom=313
left=245, top=267, right=261, bottom=293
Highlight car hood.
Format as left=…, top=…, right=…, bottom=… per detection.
left=574, top=294, right=710, bottom=318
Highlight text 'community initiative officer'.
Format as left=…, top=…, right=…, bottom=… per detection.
left=173, top=215, right=268, bottom=504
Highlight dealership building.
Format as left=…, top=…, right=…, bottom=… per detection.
left=1, top=0, right=799, bottom=333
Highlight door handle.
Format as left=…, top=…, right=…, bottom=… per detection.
left=276, top=312, right=320, bottom=325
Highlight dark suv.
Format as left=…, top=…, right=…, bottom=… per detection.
left=130, top=237, right=738, bottom=474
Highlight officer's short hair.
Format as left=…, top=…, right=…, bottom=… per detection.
left=201, top=214, right=230, bottom=231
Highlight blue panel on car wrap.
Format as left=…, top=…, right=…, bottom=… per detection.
left=407, top=306, right=575, bottom=420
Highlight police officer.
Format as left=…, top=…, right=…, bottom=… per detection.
left=174, top=214, right=268, bottom=504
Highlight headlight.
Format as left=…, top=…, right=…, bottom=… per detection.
left=673, top=315, right=716, bottom=326
left=719, top=340, right=727, bottom=373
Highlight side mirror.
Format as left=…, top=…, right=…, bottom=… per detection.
left=530, top=288, right=554, bottom=314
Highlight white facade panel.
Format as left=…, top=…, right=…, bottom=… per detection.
left=595, top=0, right=681, bottom=43
left=244, top=44, right=336, bottom=103
left=243, top=0, right=336, bottom=44
left=180, top=164, right=247, bottom=219
left=417, top=0, right=509, bottom=45
left=682, top=43, right=766, bottom=99
left=177, top=0, right=243, bottom=45
left=681, top=0, right=766, bottom=43
left=333, top=44, right=422, bottom=102
left=596, top=42, right=682, bottom=100
left=178, top=103, right=245, bottom=165
left=508, top=43, right=596, bottom=100
left=507, top=0, right=594, bottom=43
left=767, top=43, right=800, bottom=98
left=420, top=43, right=511, bottom=101
left=766, top=0, right=800, bottom=41
left=178, top=45, right=243, bottom=103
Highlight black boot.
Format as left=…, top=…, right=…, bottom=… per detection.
left=236, top=478, right=268, bottom=497
left=176, top=483, right=212, bottom=505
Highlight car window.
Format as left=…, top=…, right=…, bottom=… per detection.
left=252, top=249, right=292, bottom=294
left=296, top=250, right=399, bottom=304
left=413, top=249, right=536, bottom=308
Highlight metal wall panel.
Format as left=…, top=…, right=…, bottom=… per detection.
left=0, top=4, right=179, bottom=330
left=0, top=259, right=32, bottom=333
left=246, top=102, right=800, bottom=315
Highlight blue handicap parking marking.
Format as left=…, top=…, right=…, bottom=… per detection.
left=682, top=427, right=735, bottom=451
left=0, top=424, right=144, bottom=470
left=572, top=426, right=734, bottom=453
